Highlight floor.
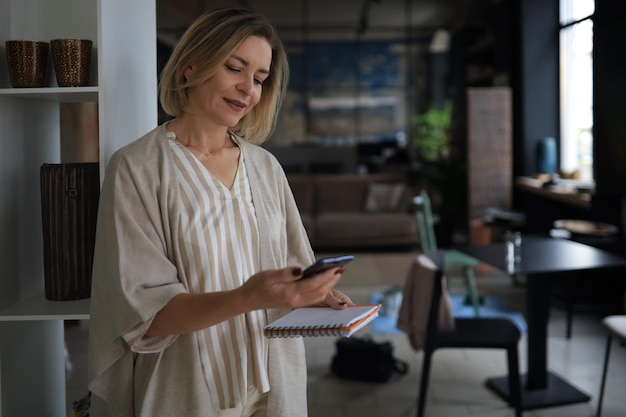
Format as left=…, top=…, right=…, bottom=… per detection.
left=64, top=252, right=626, bottom=417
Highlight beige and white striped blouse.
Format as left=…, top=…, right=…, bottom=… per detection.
left=168, top=133, right=270, bottom=409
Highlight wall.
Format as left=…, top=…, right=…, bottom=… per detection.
left=593, top=0, right=626, bottom=198
left=514, top=0, right=559, bottom=178
left=591, top=0, right=626, bottom=241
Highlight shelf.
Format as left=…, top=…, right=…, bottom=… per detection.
left=0, top=295, right=90, bottom=321
left=0, top=86, right=98, bottom=102
left=0, top=0, right=157, bottom=414
left=516, top=176, right=591, bottom=209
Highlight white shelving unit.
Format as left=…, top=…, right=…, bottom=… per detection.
left=0, top=0, right=157, bottom=415
left=0, top=87, right=98, bottom=102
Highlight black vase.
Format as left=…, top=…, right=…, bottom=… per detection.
left=40, top=163, right=100, bottom=301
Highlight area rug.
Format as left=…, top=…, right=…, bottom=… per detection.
left=369, top=293, right=527, bottom=335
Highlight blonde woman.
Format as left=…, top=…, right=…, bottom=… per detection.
left=88, top=8, right=353, bottom=417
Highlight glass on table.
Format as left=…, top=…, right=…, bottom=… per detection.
left=504, top=231, right=522, bottom=264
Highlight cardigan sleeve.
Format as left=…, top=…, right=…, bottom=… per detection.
left=88, top=139, right=187, bottom=414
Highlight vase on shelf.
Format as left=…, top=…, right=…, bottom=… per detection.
left=40, top=163, right=100, bottom=301
left=5, top=40, right=49, bottom=88
left=50, top=39, right=93, bottom=87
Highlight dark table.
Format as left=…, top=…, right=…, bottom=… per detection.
left=457, top=236, right=626, bottom=410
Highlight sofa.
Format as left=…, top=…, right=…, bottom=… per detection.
left=287, top=173, right=420, bottom=249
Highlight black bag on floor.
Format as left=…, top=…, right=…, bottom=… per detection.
left=331, top=336, right=409, bottom=383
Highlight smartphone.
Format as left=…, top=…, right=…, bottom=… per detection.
left=301, top=255, right=355, bottom=279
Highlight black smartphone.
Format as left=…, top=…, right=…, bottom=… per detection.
left=301, top=255, right=355, bottom=279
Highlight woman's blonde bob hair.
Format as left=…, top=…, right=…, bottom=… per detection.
left=159, top=8, right=289, bottom=144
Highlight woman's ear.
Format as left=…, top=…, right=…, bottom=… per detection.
left=183, top=65, right=194, bottom=81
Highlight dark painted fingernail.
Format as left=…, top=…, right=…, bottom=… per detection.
left=292, top=267, right=302, bottom=277
left=335, top=266, right=346, bottom=275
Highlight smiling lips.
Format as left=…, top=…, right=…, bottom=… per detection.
left=225, top=98, right=246, bottom=110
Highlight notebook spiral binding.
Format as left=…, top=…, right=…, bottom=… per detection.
left=267, top=324, right=346, bottom=338
left=264, top=305, right=380, bottom=338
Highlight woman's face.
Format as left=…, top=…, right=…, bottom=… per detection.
left=185, top=35, right=272, bottom=128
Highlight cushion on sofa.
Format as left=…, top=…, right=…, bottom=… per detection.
left=314, top=173, right=410, bottom=214
left=315, top=212, right=418, bottom=246
left=286, top=173, right=419, bottom=248
left=313, top=175, right=368, bottom=213
left=364, top=182, right=407, bottom=212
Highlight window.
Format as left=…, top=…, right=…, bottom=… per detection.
left=559, top=0, right=594, bottom=180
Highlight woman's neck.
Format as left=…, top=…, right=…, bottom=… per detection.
left=167, top=116, right=231, bottom=150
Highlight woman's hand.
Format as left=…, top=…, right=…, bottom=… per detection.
left=314, top=288, right=355, bottom=309
left=300, top=266, right=355, bottom=309
left=238, top=265, right=345, bottom=311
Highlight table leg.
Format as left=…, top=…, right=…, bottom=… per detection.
left=525, top=272, right=549, bottom=388
left=485, top=272, right=591, bottom=410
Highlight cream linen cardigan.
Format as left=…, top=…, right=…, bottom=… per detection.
left=88, top=124, right=315, bottom=416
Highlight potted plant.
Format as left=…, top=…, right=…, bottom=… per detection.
left=410, top=101, right=466, bottom=246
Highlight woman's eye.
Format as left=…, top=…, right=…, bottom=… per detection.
left=255, top=78, right=264, bottom=86
left=226, top=65, right=241, bottom=73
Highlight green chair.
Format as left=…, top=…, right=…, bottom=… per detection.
left=413, top=190, right=482, bottom=316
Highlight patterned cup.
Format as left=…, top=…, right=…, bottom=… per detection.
left=50, top=39, right=92, bottom=87
left=5, top=40, right=49, bottom=88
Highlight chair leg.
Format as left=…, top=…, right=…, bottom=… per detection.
left=417, top=349, right=434, bottom=417
left=463, top=266, right=481, bottom=316
left=597, top=335, right=613, bottom=417
left=504, top=345, right=522, bottom=417
left=566, top=313, right=573, bottom=339
left=565, top=302, right=574, bottom=339
left=564, top=274, right=581, bottom=339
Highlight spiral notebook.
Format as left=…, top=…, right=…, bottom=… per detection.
left=264, top=304, right=381, bottom=338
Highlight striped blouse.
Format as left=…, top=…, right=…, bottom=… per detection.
left=168, top=133, right=270, bottom=409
